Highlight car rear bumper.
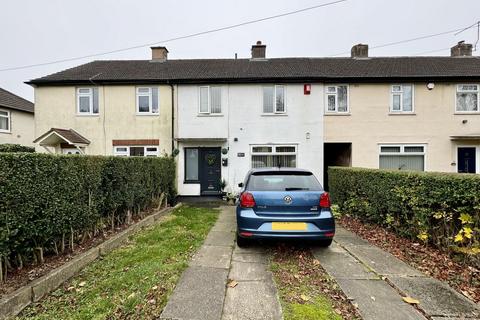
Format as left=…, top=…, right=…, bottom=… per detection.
left=236, top=208, right=335, bottom=240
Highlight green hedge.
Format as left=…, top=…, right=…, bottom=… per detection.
left=0, top=144, right=35, bottom=153
left=0, top=153, right=176, bottom=276
left=328, top=167, right=480, bottom=260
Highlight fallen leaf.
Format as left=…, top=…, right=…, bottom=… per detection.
left=402, top=296, right=420, bottom=304
left=313, top=259, right=320, bottom=266
left=227, top=279, right=238, bottom=288
left=67, top=286, right=75, bottom=291
left=370, top=296, right=376, bottom=301
left=152, top=285, right=158, bottom=291
left=294, top=274, right=301, bottom=279
left=300, top=294, right=310, bottom=301
left=78, top=281, right=86, bottom=287
left=128, top=292, right=136, bottom=299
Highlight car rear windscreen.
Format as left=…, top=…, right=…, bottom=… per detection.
left=247, top=172, right=322, bottom=191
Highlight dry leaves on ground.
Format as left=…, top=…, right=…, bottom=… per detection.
left=339, top=216, right=480, bottom=303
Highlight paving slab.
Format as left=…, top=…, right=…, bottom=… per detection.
left=231, top=252, right=268, bottom=264
left=336, top=278, right=426, bottom=320
left=160, top=266, right=229, bottom=320
left=312, top=243, right=378, bottom=280
left=211, top=222, right=236, bottom=232
left=228, top=260, right=271, bottom=281
left=190, top=244, right=232, bottom=269
left=388, top=276, right=480, bottom=318
left=204, top=231, right=235, bottom=247
left=344, top=244, right=425, bottom=277
left=222, top=277, right=282, bottom=320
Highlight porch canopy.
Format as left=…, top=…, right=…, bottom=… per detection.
left=34, top=128, right=90, bottom=153
left=450, top=134, right=480, bottom=141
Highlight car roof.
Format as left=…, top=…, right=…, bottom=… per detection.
left=247, top=167, right=312, bottom=174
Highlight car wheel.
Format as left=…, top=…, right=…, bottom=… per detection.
left=236, top=233, right=250, bottom=248
left=318, top=238, right=333, bottom=247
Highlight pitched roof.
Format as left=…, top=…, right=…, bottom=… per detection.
left=0, top=87, right=34, bottom=113
left=34, top=128, right=90, bottom=145
left=27, top=56, right=480, bottom=85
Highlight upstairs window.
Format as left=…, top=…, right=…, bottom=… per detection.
left=263, top=85, right=285, bottom=114
left=379, top=144, right=425, bottom=171
left=391, top=84, right=413, bottom=112
left=77, top=88, right=99, bottom=115
left=0, top=110, right=10, bottom=132
left=251, top=145, right=296, bottom=168
left=136, top=87, right=159, bottom=114
left=325, top=85, right=348, bottom=113
left=456, top=84, right=479, bottom=112
left=199, top=86, right=222, bottom=114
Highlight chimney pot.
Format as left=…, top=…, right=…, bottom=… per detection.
left=451, top=41, right=472, bottom=57
left=151, top=46, right=168, bottom=62
left=251, top=41, right=266, bottom=59
left=351, top=44, right=368, bottom=58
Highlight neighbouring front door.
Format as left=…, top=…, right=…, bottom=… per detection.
left=200, top=148, right=222, bottom=195
left=458, top=147, right=476, bottom=173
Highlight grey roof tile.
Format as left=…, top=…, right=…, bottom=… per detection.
left=0, top=87, right=34, bottom=113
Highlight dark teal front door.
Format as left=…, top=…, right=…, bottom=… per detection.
left=200, top=148, right=221, bottom=195
left=458, top=147, right=476, bottom=173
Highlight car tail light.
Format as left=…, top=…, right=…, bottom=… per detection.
left=319, top=192, right=331, bottom=208
left=240, top=192, right=256, bottom=208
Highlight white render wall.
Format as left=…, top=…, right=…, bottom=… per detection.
left=176, top=84, right=324, bottom=195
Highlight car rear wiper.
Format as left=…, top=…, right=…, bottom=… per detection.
left=285, top=187, right=309, bottom=191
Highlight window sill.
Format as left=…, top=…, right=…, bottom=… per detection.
left=183, top=180, right=200, bottom=184
left=454, top=112, right=480, bottom=115
left=76, top=114, right=100, bottom=117
left=324, top=113, right=351, bottom=116
left=388, top=112, right=416, bottom=116
left=136, top=113, right=160, bottom=116
left=197, top=114, right=224, bottom=117
left=261, top=113, right=288, bottom=117
left=0, top=130, right=11, bottom=134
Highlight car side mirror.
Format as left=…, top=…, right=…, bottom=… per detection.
left=238, top=182, right=244, bottom=188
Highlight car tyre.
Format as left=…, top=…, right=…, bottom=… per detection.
left=236, top=233, right=250, bottom=248
left=318, top=238, right=333, bottom=247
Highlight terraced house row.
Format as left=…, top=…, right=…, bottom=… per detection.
left=28, top=41, right=480, bottom=195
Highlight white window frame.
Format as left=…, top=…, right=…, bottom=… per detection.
left=0, top=109, right=11, bottom=133
left=136, top=87, right=159, bottom=115
left=325, top=84, right=349, bottom=113
left=390, top=84, right=414, bottom=113
left=262, top=85, right=287, bottom=114
left=250, top=144, right=297, bottom=168
left=455, top=84, right=479, bottom=113
left=76, top=88, right=97, bottom=115
left=113, top=146, right=159, bottom=157
left=198, top=86, right=222, bottom=115
left=378, top=144, right=427, bottom=171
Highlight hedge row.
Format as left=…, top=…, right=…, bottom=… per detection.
left=0, top=153, right=176, bottom=279
left=0, top=144, right=35, bottom=153
left=328, top=167, right=479, bottom=262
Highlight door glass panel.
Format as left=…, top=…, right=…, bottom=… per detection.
left=186, top=149, right=199, bottom=181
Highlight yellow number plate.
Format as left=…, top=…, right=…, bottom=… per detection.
left=272, top=222, right=307, bottom=231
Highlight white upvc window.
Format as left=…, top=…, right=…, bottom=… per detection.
left=199, top=86, right=222, bottom=114
left=391, top=84, right=414, bottom=112
left=263, top=85, right=286, bottom=114
left=251, top=145, right=296, bottom=168
left=325, top=85, right=349, bottom=113
left=77, top=88, right=99, bottom=115
left=456, top=84, right=479, bottom=112
left=136, top=87, right=159, bottom=114
left=0, top=110, right=10, bottom=133
left=379, top=144, right=426, bottom=171
left=113, top=146, right=159, bottom=157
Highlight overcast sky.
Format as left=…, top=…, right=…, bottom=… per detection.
left=1, top=0, right=480, bottom=101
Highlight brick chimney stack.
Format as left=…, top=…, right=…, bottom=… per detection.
left=151, top=46, right=169, bottom=62
left=351, top=44, right=369, bottom=58
left=251, top=41, right=266, bottom=59
left=451, top=41, right=472, bottom=57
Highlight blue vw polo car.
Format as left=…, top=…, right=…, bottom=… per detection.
left=236, top=168, right=335, bottom=247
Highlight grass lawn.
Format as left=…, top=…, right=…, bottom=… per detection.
left=17, top=205, right=218, bottom=320
left=270, top=245, right=361, bottom=320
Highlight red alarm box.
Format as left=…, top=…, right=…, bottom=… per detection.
left=304, top=84, right=311, bottom=95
